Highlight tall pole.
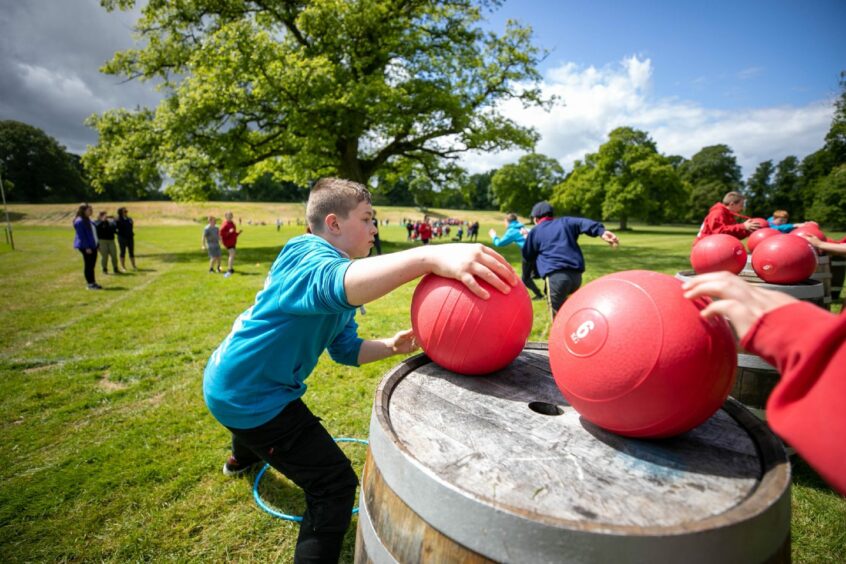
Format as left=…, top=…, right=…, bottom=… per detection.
left=0, top=169, right=14, bottom=250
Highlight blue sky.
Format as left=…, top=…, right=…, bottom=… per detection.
left=0, top=0, right=843, bottom=178
left=489, top=0, right=845, bottom=109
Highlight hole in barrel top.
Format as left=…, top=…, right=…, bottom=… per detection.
left=528, top=401, right=564, bottom=416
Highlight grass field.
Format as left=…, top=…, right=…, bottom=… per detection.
left=0, top=203, right=844, bottom=562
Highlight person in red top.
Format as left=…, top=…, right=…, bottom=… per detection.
left=418, top=218, right=433, bottom=245
left=219, top=211, right=242, bottom=278
left=695, top=191, right=760, bottom=242
left=682, top=271, right=845, bottom=495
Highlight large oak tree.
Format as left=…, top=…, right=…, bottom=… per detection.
left=84, top=0, right=550, bottom=199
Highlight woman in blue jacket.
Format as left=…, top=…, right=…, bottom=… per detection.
left=73, top=203, right=101, bottom=290
left=489, top=213, right=545, bottom=300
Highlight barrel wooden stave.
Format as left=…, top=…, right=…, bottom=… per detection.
left=677, top=270, right=826, bottom=309
left=831, top=258, right=845, bottom=300
left=356, top=344, right=792, bottom=564
left=733, top=353, right=779, bottom=411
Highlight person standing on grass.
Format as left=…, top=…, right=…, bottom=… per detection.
left=522, top=201, right=619, bottom=318
left=695, top=191, right=760, bottom=242
left=116, top=207, right=137, bottom=271
left=204, top=177, right=518, bottom=563
left=489, top=213, right=545, bottom=301
left=202, top=215, right=222, bottom=273
left=418, top=217, right=432, bottom=245
left=73, top=203, right=101, bottom=290
left=219, top=211, right=242, bottom=278
left=95, top=211, right=120, bottom=275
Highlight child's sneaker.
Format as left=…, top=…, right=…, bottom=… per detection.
left=222, top=456, right=258, bottom=477
left=223, top=271, right=232, bottom=278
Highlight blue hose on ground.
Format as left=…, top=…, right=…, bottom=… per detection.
left=252, top=437, right=369, bottom=521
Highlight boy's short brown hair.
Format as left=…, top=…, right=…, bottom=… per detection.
left=505, top=212, right=518, bottom=222
left=306, top=178, right=372, bottom=233
left=722, top=191, right=745, bottom=205
left=773, top=209, right=789, bottom=219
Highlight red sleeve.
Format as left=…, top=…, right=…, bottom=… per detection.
left=741, top=302, right=846, bottom=495
left=702, top=207, right=748, bottom=239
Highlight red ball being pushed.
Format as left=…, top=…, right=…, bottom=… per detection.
left=690, top=234, right=747, bottom=274
left=411, top=274, right=533, bottom=375
left=746, top=227, right=781, bottom=252
left=790, top=223, right=826, bottom=242
left=749, top=217, right=769, bottom=229
left=549, top=270, right=736, bottom=438
left=751, top=235, right=817, bottom=284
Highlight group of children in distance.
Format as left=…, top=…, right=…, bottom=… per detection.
left=72, top=204, right=136, bottom=290
left=201, top=212, right=241, bottom=277
left=202, top=178, right=844, bottom=562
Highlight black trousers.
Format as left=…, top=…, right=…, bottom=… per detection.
left=79, top=248, right=98, bottom=284
left=227, top=399, right=358, bottom=564
left=546, top=268, right=583, bottom=318
left=118, top=236, right=134, bottom=259
left=521, top=259, right=544, bottom=298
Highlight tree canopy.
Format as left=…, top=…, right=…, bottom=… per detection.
left=85, top=0, right=551, bottom=200
left=680, top=144, right=743, bottom=222
left=0, top=120, right=88, bottom=203
left=552, top=127, right=684, bottom=229
left=491, top=153, right=562, bottom=216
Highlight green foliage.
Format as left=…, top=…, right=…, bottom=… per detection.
left=461, top=170, right=498, bottom=210
left=680, top=144, right=743, bottom=222
left=491, top=153, right=562, bottom=216
left=745, top=160, right=774, bottom=217
left=552, top=127, right=685, bottom=228
left=771, top=156, right=802, bottom=216
left=807, top=164, right=846, bottom=229
left=0, top=121, right=89, bottom=203
left=88, top=0, right=551, bottom=199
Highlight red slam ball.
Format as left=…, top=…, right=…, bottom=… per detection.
left=752, top=235, right=817, bottom=284
left=411, top=274, right=533, bottom=375
left=690, top=234, right=747, bottom=274
left=549, top=270, right=736, bottom=438
left=791, top=223, right=827, bottom=242
left=749, top=217, right=769, bottom=229
left=746, top=227, right=781, bottom=252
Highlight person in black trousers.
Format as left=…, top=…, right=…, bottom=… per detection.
left=116, top=207, right=137, bottom=271
left=73, top=203, right=101, bottom=290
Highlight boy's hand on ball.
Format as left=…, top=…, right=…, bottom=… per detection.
left=682, top=271, right=797, bottom=340
left=429, top=244, right=518, bottom=299
left=390, top=329, right=419, bottom=354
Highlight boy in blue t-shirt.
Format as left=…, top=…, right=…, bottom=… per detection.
left=203, top=177, right=518, bottom=563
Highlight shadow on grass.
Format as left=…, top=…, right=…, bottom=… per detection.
left=791, top=455, right=838, bottom=493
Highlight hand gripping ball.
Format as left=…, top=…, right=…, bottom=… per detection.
left=749, top=217, right=769, bottom=229
left=690, top=234, right=747, bottom=274
left=752, top=235, right=817, bottom=284
left=790, top=224, right=827, bottom=242
left=746, top=227, right=781, bottom=252
left=549, top=270, right=736, bottom=438
left=411, top=274, right=533, bottom=375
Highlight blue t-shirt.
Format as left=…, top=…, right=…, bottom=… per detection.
left=522, top=216, right=606, bottom=277
left=203, top=235, right=364, bottom=429
left=491, top=220, right=528, bottom=249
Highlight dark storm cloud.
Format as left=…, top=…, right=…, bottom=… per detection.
left=0, top=0, right=162, bottom=154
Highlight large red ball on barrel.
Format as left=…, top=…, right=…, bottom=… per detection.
left=690, top=234, right=747, bottom=274
left=549, top=270, right=736, bottom=438
left=411, top=274, right=533, bottom=375
left=751, top=235, right=817, bottom=284
left=746, top=227, right=781, bottom=252
left=790, top=223, right=826, bottom=242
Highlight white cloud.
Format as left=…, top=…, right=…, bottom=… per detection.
left=463, top=56, right=834, bottom=178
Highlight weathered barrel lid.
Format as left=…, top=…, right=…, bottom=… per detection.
left=368, top=343, right=791, bottom=563
left=677, top=269, right=824, bottom=298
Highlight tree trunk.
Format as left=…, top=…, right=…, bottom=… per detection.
left=619, top=215, right=628, bottom=230
left=336, top=138, right=368, bottom=184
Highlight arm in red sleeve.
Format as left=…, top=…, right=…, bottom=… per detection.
left=741, top=302, right=846, bottom=495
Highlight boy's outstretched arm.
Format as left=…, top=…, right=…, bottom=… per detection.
left=358, top=329, right=420, bottom=364
left=344, top=243, right=519, bottom=306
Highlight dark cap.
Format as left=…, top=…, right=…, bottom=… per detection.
left=530, top=201, right=554, bottom=218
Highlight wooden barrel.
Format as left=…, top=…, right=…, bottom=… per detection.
left=733, top=353, right=779, bottom=419
left=738, top=256, right=831, bottom=309
left=831, top=258, right=845, bottom=300
left=677, top=270, right=826, bottom=309
left=355, top=344, right=791, bottom=564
